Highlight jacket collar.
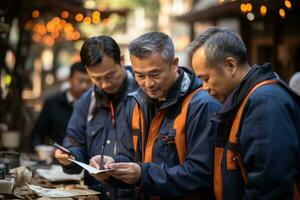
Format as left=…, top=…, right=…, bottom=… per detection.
left=212, top=63, right=277, bottom=122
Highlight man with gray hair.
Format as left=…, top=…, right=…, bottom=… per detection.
left=189, top=27, right=300, bottom=200
left=90, top=32, right=221, bottom=199
left=289, top=72, right=300, bottom=95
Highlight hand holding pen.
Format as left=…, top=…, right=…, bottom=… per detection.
left=89, top=155, right=115, bottom=182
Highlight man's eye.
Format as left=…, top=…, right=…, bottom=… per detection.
left=149, top=73, right=159, bottom=78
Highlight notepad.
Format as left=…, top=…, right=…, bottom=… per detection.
left=67, top=159, right=115, bottom=174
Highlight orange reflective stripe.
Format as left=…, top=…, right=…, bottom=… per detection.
left=144, top=110, right=167, bottom=163
left=174, top=87, right=203, bottom=164
left=227, top=79, right=278, bottom=184
left=132, top=135, right=138, bottom=152
left=132, top=103, right=140, bottom=130
left=214, top=147, right=224, bottom=200
left=132, top=103, right=140, bottom=152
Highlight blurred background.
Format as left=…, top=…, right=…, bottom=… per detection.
left=0, top=0, right=299, bottom=152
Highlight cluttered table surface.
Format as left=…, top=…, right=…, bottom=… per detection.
left=0, top=151, right=100, bottom=200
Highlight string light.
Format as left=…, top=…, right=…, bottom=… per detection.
left=61, top=11, right=69, bottom=19
left=75, top=13, right=84, bottom=22
left=285, top=0, right=292, bottom=9
left=279, top=8, right=286, bottom=18
left=260, top=5, right=267, bottom=16
left=32, top=10, right=40, bottom=18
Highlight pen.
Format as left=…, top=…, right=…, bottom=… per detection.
left=99, top=144, right=105, bottom=170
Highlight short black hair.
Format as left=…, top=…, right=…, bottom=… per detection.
left=80, top=35, right=121, bottom=68
left=70, top=61, right=87, bottom=77
left=189, top=27, right=248, bottom=67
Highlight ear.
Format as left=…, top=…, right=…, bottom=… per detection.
left=120, top=55, right=125, bottom=66
left=224, top=57, right=238, bottom=77
left=172, top=57, right=179, bottom=72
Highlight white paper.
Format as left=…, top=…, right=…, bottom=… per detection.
left=68, top=159, right=114, bottom=174
left=28, top=184, right=99, bottom=198
left=36, top=165, right=83, bottom=182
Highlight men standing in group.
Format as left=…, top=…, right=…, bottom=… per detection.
left=54, top=35, right=138, bottom=200
left=32, top=61, right=91, bottom=147
left=189, top=27, right=300, bottom=199
left=90, top=32, right=221, bottom=199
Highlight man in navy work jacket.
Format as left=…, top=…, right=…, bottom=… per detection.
left=189, top=27, right=300, bottom=200
left=90, top=32, right=221, bottom=199
left=54, top=35, right=138, bottom=200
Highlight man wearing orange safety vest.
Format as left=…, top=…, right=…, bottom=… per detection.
left=90, top=32, right=221, bottom=199
left=189, top=27, right=300, bottom=200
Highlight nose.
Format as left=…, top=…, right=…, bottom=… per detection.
left=144, top=76, right=154, bottom=88
left=101, top=81, right=111, bottom=90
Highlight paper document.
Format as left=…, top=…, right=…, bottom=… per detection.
left=36, top=165, right=83, bottom=182
left=28, top=184, right=99, bottom=198
left=68, top=158, right=115, bottom=174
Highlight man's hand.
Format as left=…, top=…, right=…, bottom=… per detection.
left=89, top=155, right=115, bottom=182
left=54, top=149, right=74, bottom=166
left=107, top=162, right=141, bottom=184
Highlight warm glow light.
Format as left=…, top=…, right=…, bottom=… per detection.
left=32, top=10, right=40, bottom=18
left=83, top=16, right=92, bottom=24
left=285, top=0, right=292, bottom=9
left=219, top=0, right=224, bottom=3
left=103, top=18, right=110, bottom=26
left=260, top=5, right=267, bottom=16
left=98, top=3, right=108, bottom=11
left=92, top=11, right=101, bottom=18
left=279, top=8, right=286, bottom=18
left=61, top=11, right=69, bottom=19
left=43, top=35, right=54, bottom=46
left=240, top=3, right=247, bottom=13
left=75, top=13, right=84, bottom=22
left=246, top=3, right=252, bottom=12
left=64, top=23, right=74, bottom=33
left=36, top=24, right=47, bottom=35
left=92, top=16, right=101, bottom=24
left=32, top=33, right=42, bottom=43
left=73, top=31, right=81, bottom=40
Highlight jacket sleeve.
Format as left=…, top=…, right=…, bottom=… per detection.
left=140, top=99, right=221, bottom=197
left=62, top=97, right=90, bottom=174
left=32, top=98, right=52, bottom=147
left=240, top=94, right=299, bottom=200
left=114, top=97, right=136, bottom=163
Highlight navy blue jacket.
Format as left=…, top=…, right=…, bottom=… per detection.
left=212, top=63, right=300, bottom=200
left=118, top=67, right=221, bottom=199
left=63, top=67, right=138, bottom=200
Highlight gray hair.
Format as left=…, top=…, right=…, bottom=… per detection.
left=289, top=72, right=300, bottom=95
left=188, top=27, right=248, bottom=67
left=128, top=32, right=175, bottom=64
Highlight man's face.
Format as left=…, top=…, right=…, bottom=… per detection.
left=69, top=71, right=91, bottom=99
left=192, top=47, right=235, bottom=103
left=130, top=52, right=178, bottom=100
left=86, top=55, right=125, bottom=94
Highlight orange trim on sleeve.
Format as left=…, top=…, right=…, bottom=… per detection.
left=174, top=87, right=202, bottom=165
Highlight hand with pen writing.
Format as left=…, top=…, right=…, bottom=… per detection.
left=89, top=155, right=115, bottom=182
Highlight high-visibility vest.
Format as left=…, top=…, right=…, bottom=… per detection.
left=214, top=79, right=300, bottom=200
left=131, top=87, right=203, bottom=164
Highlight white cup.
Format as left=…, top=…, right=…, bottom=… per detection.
left=1, top=131, right=20, bottom=149
left=35, top=145, right=55, bottom=161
